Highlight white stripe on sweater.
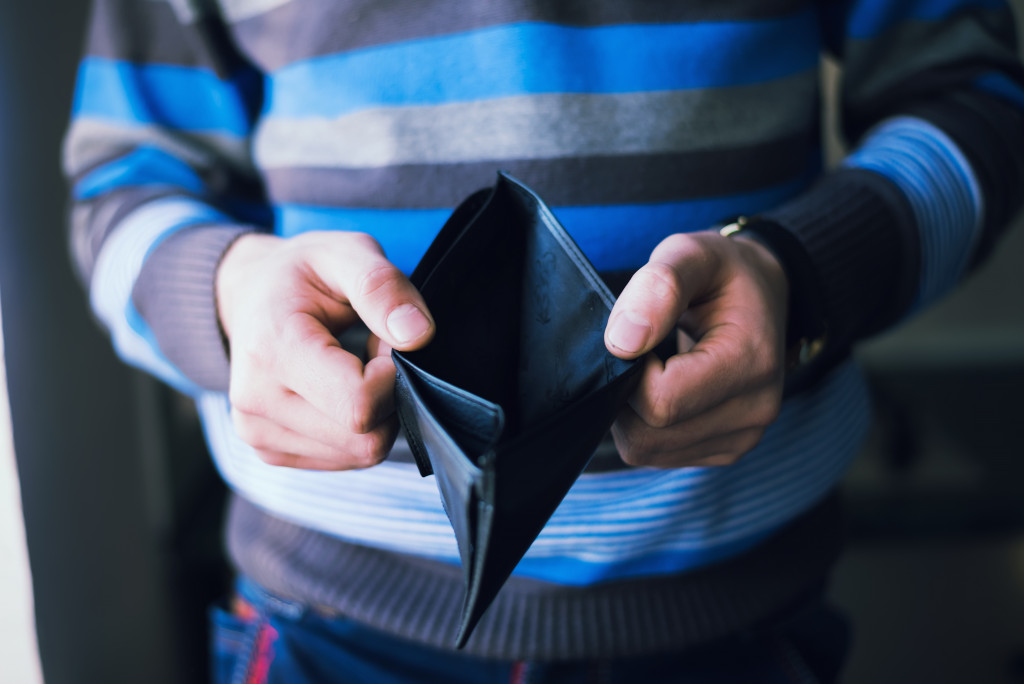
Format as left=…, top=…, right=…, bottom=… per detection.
left=198, top=361, right=870, bottom=576
left=91, top=197, right=227, bottom=395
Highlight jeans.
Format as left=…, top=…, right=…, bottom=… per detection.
left=210, top=577, right=849, bottom=684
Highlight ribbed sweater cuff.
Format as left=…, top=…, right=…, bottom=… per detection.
left=762, top=166, right=918, bottom=356
left=132, top=224, right=252, bottom=392
left=901, top=90, right=1024, bottom=264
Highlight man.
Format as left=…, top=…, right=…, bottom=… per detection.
left=66, top=0, right=1024, bottom=681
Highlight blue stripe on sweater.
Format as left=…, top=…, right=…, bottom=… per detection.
left=844, top=116, right=983, bottom=308
left=265, top=14, right=820, bottom=118
left=510, top=526, right=778, bottom=583
left=72, top=58, right=255, bottom=135
left=975, top=72, right=1024, bottom=111
left=845, top=0, right=1008, bottom=39
left=74, top=146, right=205, bottom=200
left=274, top=174, right=814, bottom=274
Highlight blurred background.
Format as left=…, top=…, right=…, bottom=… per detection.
left=1, top=2, right=1023, bottom=683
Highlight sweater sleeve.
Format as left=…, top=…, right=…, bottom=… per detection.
left=759, top=0, right=1024, bottom=370
left=64, top=0, right=266, bottom=394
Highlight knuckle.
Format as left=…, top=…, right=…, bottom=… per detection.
left=298, top=230, right=379, bottom=253
left=345, top=390, right=376, bottom=434
left=642, top=389, right=677, bottom=430
left=236, top=335, right=279, bottom=374
left=619, top=448, right=652, bottom=468
left=751, top=398, right=782, bottom=428
left=345, top=232, right=383, bottom=252
left=657, top=232, right=699, bottom=258
left=614, top=430, right=656, bottom=467
left=356, top=262, right=402, bottom=300
left=351, top=432, right=390, bottom=469
left=633, top=378, right=682, bottom=429
left=289, top=231, right=322, bottom=250
left=736, top=429, right=765, bottom=456
left=229, top=388, right=265, bottom=418
left=232, top=415, right=274, bottom=451
left=750, top=344, right=782, bottom=383
left=745, top=377, right=783, bottom=427
left=656, top=232, right=722, bottom=274
left=635, top=261, right=683, bottom=306
left=280, top=310, right=322, bottom=349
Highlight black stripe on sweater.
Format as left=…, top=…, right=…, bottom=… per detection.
left=232, top=0, right=809, bottom=71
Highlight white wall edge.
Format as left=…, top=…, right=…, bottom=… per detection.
left=0, top=292, right=44, bottom=684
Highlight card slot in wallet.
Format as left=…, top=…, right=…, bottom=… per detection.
left=393, top=357, right=504, bottom=473
left=393, top=172, right=642, bottom=648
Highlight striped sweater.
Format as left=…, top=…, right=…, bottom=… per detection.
left=66, top=0, right=1024, bottom=659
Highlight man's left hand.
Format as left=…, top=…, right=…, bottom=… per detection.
left=604, top=230, right=789, bottom=468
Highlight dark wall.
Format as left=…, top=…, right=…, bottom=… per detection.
left=0, top=4, right=192, bottom=683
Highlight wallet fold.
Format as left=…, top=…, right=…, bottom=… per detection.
left=393, top=172, right=642, bottom=647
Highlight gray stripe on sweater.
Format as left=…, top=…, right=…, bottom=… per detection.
left=255, top=71, right=819, bottom=171
left=232, top=0, right=808, bottom=72
left=150, top=0, right=202, bottom=24
left=261, top=128, right=818, bottom=209
left=843, top=9, right=1017, bottom=109
left=90, top=0, right=202, bottom=63
left=89, top=0, right=194, bottom=62
left=218, top=0, right=292, bottom=22
left=91, top=0, right=260, bottom=76
left=69, top=187, right=182, bottom=283
left=64, top=118, right=253, bottom=178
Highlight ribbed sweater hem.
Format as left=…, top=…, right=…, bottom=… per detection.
left=225, top=490, right=844, bottom=660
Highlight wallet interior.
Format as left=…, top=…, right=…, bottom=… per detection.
left=403, top=176, right=628, bottom=461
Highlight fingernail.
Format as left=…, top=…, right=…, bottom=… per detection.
left=608, top=311, right=651, bottom=354
left=386, top=304, right=431, bottom=344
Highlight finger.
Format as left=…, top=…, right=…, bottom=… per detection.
left=231, top=383, right=395, bottom=457
left=273, top=315, right=397, bottom=432
left=367, top=333, right=393, bottom=360
left=626, top=381, right=781, bottom=441
left=308, top=235, right=435, bottom=351
left=250, top=417, right=399, bottom=471
left=660, top=321, right=781, bottom=422
left=667, top=427, right=763, bottom=465
left=612, top=415, right=763, bottom=468
left=628, top=342, right=782, bottom=429
left=605, top=233, right=720, bottom=359
left=254, top=450, right=350, bottom=471
left=235, top=409, right=366, bottom=463
left=687, top=453, right=744, bottom=467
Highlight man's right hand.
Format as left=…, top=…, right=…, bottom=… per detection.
left=215, top=231, right=435, bottom=470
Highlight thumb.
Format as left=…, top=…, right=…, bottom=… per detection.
left=309, top=234, right=436, bottom=352
left=604, top=233, right=720, bottom=359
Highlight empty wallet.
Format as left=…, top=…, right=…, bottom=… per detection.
left=392, top=172, right=643, bottom=648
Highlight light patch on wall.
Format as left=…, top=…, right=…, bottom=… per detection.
left=0, top=291, right=43, bottom=684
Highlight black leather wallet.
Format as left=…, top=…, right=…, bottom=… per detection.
left=392, top=173, right=642, bottom=648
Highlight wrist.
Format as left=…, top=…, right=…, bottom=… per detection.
left=718, top=217, right=827, bottom=371
left=215, top=232, right=275, bottom=343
